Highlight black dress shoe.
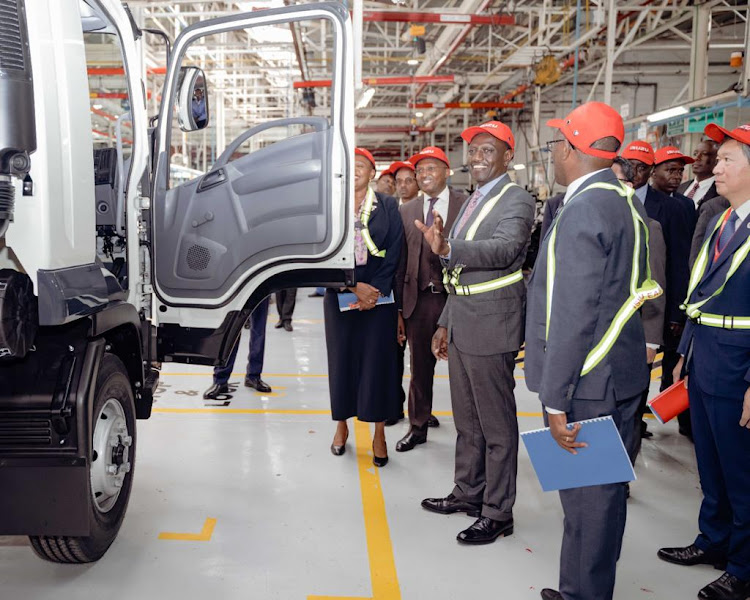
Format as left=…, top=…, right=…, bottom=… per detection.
left=385, top=412, right=404, bottom=426
left=540, top=590, right=563, bottom=600
left=245, top=377, right=272, bottom=393
left=396, top=431, right=427, bottom=452
left=657, top=544, right=727, bottom=569
left=421, top=493, right=481, bottom=517
left=698, top=572, right=750, bottom=600
left=427, top=414, right=440, bottom=428
left=372, top=442, right=388, bottom=467
left=457, top=516, right=514, bottom=545
left=274, top=320, right=284, bottom=329
left=203, top=383, right=229, bottom=400
left=283, top=321, right=293, bottom=332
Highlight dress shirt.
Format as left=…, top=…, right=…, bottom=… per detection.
left=733, top=198, right=750, bottom=224
left=423, top=185, right=450, bottom=224
left=634, top=182, right=648, bottom=206
left=685, top=176, right=715, bottom=208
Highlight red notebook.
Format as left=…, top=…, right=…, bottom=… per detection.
left=647, top=380, right=689, bottom=424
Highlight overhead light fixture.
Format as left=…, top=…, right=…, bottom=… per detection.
left=356, top=87, right=375, bottom=109
left=646, top=105, right=688, bottom=122
left=93, top=103, right=103, bottom=110
left=513, top=164, right=526, bottom=171
left=415, top=111, right=424, bottom=118
left=407, top=59, right=419, bottom=66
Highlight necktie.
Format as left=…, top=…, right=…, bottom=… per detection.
left=425, top=197, right=439, bottom=227
left=686, top=181, right=700, bottom=200
left=717, top=211, right=739, bottom=253
left=453, top=189, right=483, bottom=236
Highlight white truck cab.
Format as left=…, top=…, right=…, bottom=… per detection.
left=0, top=0, right=354, bottom=562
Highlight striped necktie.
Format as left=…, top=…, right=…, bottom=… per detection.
left=453, top=189, right=483, bottom=236
left=686, top=181, right=700, bottom=200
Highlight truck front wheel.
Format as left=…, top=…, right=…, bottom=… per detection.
left=29, top=354, right=137, bottom=563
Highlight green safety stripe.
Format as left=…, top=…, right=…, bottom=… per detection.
left=545, top=181, right=663, bottom=377
left=690, top=313, right=750, bottom=329
left=360, top=188, right=386, bottom=258
left=681, top=208, right=750, bottom=322
left=443, top=182, right=521, bottom=296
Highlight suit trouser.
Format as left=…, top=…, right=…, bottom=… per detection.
left=395, top=339, right=406, bottom=412
left=557, top=392, right=639, bottom=600
left=404, top=290, right=446, bottom=431
left=448, top=343, right=517, bottom=521
left=213, top=297, right=269, bottom=385
left=690, top=368, right=750, bottom=581
left=275, top=288, right=297, bottom=323
left=630, top=363, right=653, bottom=465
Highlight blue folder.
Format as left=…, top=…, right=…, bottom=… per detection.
left=337, top=291, right=394, bottom=312
left=521, top=416, right=635, bottom=492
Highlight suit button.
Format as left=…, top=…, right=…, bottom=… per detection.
left=697, top=290, right=705, bottom=297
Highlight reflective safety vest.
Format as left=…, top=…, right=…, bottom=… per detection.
left=545, top=181, right=663, bottom=376
left=681, top=208, right=750, bottom=330
left=442, top=182, right=524, bottom=296
left=360, top=187, right=386, bottom=258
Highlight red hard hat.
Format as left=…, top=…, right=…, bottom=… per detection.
left=621, top=140, right=656, bottom=166
left=548, top=102, right=624, bottom=159
left=461, top=121, right=515, bottom=152
left=409, top=146, right=450, bottom=168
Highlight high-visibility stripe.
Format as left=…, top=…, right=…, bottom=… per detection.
left=692, top=314, right=750, bottom=329
left=681, top=208, right=750, bottom=321
left=443, top=182, right=521, bottom=296
left=360, top=188, right=386, bottom=257
left=545, top=181, right=663, bottom=377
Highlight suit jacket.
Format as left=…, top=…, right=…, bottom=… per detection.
left=353, top=192, right=403, bottom=296
left=678, top=209, right=750, bottom=398
left=642, top=219, right=667, bottom=346
left=539, top=192, right=565, bottom=241
left=525, top=170, right=650, bottom=411
left=395, top=187, right=465, bottom=319
left=689, top=194, right=731, bottom=267
left=437, top=175, right=535, bottom=356
left=677, top=179, right=720, bottom=210
left=643, top=185, right=696, bottom=325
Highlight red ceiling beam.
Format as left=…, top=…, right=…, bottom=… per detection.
left=409, top=101, right=524, bottom=109
left=356, top=126, right=434, bottom=134
left=294, top=75, right=455, bottom=89
left=88, top=66, right=166, bottom=76
left=362, top=11, right=514, bottom=26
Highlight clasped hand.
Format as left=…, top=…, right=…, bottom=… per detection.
left=349, top=282, right=380, bottom=311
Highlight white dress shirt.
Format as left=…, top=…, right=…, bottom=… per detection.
left=423, top=185, right=450, bottom=223
left=684, top=176, right=716, bottom=208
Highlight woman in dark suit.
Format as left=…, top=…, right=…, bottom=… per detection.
left=325, top=148, right=404, bottom=467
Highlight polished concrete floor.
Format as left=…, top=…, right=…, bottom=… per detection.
left=0, top=295, right=718, bottom=599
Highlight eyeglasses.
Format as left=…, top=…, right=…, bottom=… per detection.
left=542, top=139, right=567, bottom=153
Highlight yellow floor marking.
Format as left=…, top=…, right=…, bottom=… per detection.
left=158, top=518, right=216, bottom=542
left=308, top=420, right=400, bottom=600
left=651, top=366, right=663, bottom=379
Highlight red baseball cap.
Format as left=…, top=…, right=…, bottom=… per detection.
left=654, top=146, right=694, bottom=165
left=378, top=167, right=395, bottom=179
left=621, top=140, right=655, bottom=166
left=704, top=123, right=750, bottom=146
left=461, top=121, right=515, bottom=152
left=354, top=147, right=376, bottom=169
left=389, top=160, right=415, bottom=174
left=547, top=102, right=624, bottom=159
left=409, top=146, right=450, bottom=168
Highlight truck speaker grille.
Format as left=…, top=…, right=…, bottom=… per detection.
left=186, top=244, right=211, bottom=271
left=0, top=417, right=52, bottom=447
left=0, top=0, right=25, bottom=71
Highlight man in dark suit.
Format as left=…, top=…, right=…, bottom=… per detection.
left=525, top=102, right=660, bottom=600
left=622, top=140, right=697, bottom=438
left=416, top=121, right=534, bottom=545
left=678, top=139, right=720, bottom=209
left=394, top=148, right=465, bottom=451
left=658, top=122, right=750, bottom=600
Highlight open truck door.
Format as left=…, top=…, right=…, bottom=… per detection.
left=150, top=3, right=355, bottom=366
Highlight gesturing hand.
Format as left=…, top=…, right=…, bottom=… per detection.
left=415, top=211, right=450, bottom=257
left=740, top=387, right=750, bottom=429
left=431, top=326, right=448, bottom=360
left=548, top=412, right=588, bottom=455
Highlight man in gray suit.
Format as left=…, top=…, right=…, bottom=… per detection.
left=525, top=102, right=660, bottom=600
left=416, top=121, right=535, bottom=545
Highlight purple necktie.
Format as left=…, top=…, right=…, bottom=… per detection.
left=453, top=189, right=483, bottom=236
left=718, top=211, right=739, bottom=253
left=425, top=197, right=439, bottom=227
left=686, top=181, right=700, bottom=200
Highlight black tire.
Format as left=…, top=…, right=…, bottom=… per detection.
left=29, top=354, right=137, bottom=563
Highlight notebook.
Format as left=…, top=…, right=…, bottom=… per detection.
left=521, top=416, right=636, bottom=492
left=647, top=380, right=689, bottom=424
left=337, top=290, right=395, bottom=312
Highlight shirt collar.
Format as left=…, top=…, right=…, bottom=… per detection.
left=734, top=199, right=750, bottom=223
left=633, top=183, right=648, bottom=205
left=562, top=169, right=611, bottom=205
left=429, top=185, right=451, bottom=203
left=477, top=173, right=509, bottom=198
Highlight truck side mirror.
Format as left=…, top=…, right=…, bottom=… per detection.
left=176, top=67, right=209, bottom=132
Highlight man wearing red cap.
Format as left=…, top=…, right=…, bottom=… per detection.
left=525, top=102, right=660, bottom=600
left=658, top=123, right=750, bottom=600
left=623, top=140, right=697, bottom=439
left=415, top=123, right=534, bottom=545
left=393, top=147, right=465, bottom=450
left=652, top=146, right=695, bottom=197
left=376, top=166, right=396, bottom=197
left=390, top=160, right=420, bottom=204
